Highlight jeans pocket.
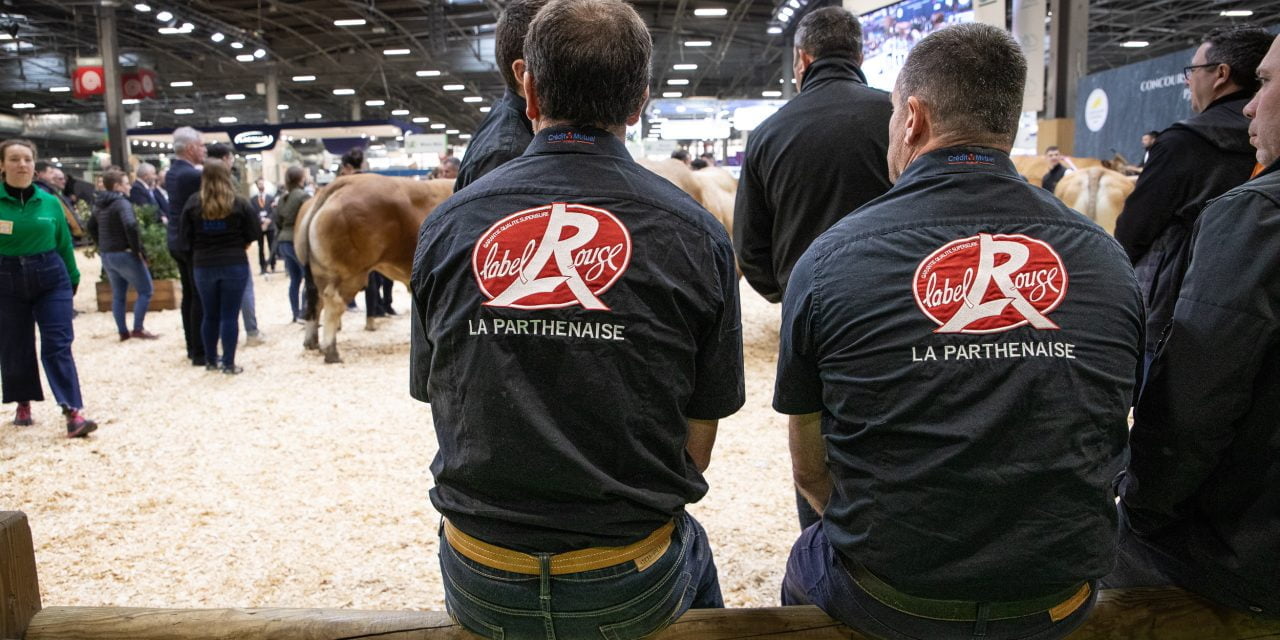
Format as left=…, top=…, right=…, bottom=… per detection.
left=445, top=595, right=507, bottom=640
left=35, top=262, right=70, bottom=293
left=598, top=569, right=693, bottom=640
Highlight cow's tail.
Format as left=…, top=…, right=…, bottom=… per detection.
left=1085, top=168, right=1102, bottom=222
left=295, top=181, right=344, bottom=322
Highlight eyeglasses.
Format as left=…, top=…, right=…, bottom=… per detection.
left=1183, top=62, right=1223, bottom=80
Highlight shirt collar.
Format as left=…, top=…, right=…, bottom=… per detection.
left=502, top=88, right=529, bottom=117
left=525, top=124, right=630, bottom=160
left=894, top=146, right=1021, bottom=186
left=800, top=56, right=868, bottom=92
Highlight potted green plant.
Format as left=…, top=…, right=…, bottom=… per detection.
left=94, top=203, right=182, bottom=312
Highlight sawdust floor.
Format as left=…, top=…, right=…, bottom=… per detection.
left=1, top=248, right=797, bottom=611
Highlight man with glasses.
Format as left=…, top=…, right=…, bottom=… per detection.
left=1114, top=27, right=1271, bottom=380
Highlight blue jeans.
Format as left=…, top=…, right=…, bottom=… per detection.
left=193, top=263, right=249, bottom=368
left=782, top=523, right=1097, bottom=640
left=0, top=251, right=85, bottom=409
left=100, top=251, right=153, bottom=334
left=439, top=512, right=722, bottom=640
left=277, top=241, right=303, bottom=321
left=241, top=273, right=258, bottom=335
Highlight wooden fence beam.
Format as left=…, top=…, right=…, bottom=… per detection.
left=1, top=512, right=41, bottom=640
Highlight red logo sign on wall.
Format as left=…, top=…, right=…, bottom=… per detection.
left=122, top=69, right=158, bottom=100
left=913, top=233, right=1068, bottom=334
left=472, top=202, right=632, bottom=310
left=73, top=66, right=105, bottom=99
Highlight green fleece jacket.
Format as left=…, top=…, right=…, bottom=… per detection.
left=0, top=184, right=80, bottom=286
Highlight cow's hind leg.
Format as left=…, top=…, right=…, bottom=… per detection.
left=303, top=267, right=322, bottom=351
left=319, top=287, right=347, bottom=363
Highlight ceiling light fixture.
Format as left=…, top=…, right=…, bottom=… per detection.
left=684, top=40, right=712, bottom=47
left=442, top=84, right=465, bottom=91
left=1220, top=9, right=1252, bottom=16
left=137, top=121, right=153, bottom=127
left=479, top=106, right=491, bottom=113
left=460, top=134, right=472, bottom=140
left=416, top=69, right=442, bottom=77
left=365, top=99, right=386, bottom=106
left=170, top=80, right=193, bottom=87
left=174, top=108, right=194, bottom=114
left=1121, top=40, right=1149, bottom=48
left=235, top=54, right=255, bottom=62
left=383, top=48, right=411, bottom=56
left=134, top=3, right=152, bottom=12
left=412, top=116, right=430, bottom=123
left=219, top=116, right=237, bottom=123
left=277, top=104, right=289, bottom=110
left=430, top=123, right=446, bottom=129
left=304, top=113, right=322, bottom=119
left=762, top=90, right=782, bottom=97
left=230, top=41, right=244, bottom=49
left=662, top=91, right=682, bottom=98
left=693, top=8, right=727, bottom=16
left=122, top=98, right=140, bottom=105
left=391, top=109, right=410, bottom=115
left=49, top=86, right=71, bottom=93
left=292, top=75, right=316, bottom=82
left=211, top=32, right=225, bottom=42
left=667, top=79, right=690, bottom=85
left=253, top=48, right=266, bottom=59
left=445, top=129, right=459, bottom=134
left=767, top=24, right=783, bottom=34
left=225, top=93, right=246, bottom=100
left=334, top=18, right=367, bottom=27
left=155, top=10, right=173, bottom=21
left=333, top=88, right=355, bottom=95
left=13, top=103, right=35, bottom=109
left=463, top=96, right=483, bottom=103
left=673, top=63, right=698, bottom=70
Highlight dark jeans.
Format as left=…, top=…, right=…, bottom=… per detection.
left=174, top=251, right=205, bottom=362
left=366, top=270, right=394, bottom=315
left=1100, top=503, right=1265, bottom=614
left=0, top=251, right=85, bottom=409
left=277, top=241, right=303, bottom=321
left=100, top=250, right=153, bottom=334
left=257, top=225, right=277, bottom=272
left=193, top=263, right=249, bottom=369
left=782, top=523, right=1097, bottom=640
left=439, top=512, right=722, bottom=640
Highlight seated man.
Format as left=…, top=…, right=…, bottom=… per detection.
left=775, top=24, right=1143, bottom=640
left=1106, top=33, right=1280, bottom=618
left=409, top=0, right=744, bottom=637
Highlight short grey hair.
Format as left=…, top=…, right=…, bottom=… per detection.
left=896, top=24, right=1026, bottom=145
left=794, top=7, right=863, bottom=64
left=136, top=162, right=156, bottom=177
left=172, top=126, right=202, bottom=154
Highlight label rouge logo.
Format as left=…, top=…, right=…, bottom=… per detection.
left=472, top=202, right=631, bottom=310
left=913, top=233, right=1068, bottom=334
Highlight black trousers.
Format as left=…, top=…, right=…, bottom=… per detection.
left=174, top=251, right=205, bottom=363
left=365, top=271, right=394, bottom=316
left=257, top=226, right=278, bottom=272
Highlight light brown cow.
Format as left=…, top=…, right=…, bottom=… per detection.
left=295, top=173, right=455, bottom=362
left=1010, top=155, right=1103, bottom=188
left=639, top=158, right=737, bottom=235
left=1053, top=167, right=1136, bottom=235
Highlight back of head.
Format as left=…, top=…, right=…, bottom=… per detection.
left=1203, top=27, right=1273, bottom=93
left=35, top=160, right=51, bottom=175
left=794, top=7, right=863, bottom=64
left=497, top=0, right=550, bottom=92
left=137, top=162, right=156, bottom=178
left=285, top=166, right=306, bottom=191
left=897, top=23, right=1027, bottom=147
left=199, top=159, right=236, bottom=219
left=101, top=168, right=127, bottom=192
left=340, top=148, right=365, bottom=173
left=524, top=0, right=651, bottom=128
left=207, top=143, right=233, bottom=162
left=172, top=126, right=201, bottom=155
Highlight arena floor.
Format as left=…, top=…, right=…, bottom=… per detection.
left=0, top=247, right=796, bottom=610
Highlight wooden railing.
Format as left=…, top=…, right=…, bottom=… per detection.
left=5, top=512, right=1278, bottom=640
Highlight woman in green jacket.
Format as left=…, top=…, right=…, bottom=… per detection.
left=272, top=166, right=311, bottom=323
left=0, top=139, right=97, bottom=437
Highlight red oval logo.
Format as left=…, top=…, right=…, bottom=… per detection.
left=913, top=233, right=1068, bottom=334
left=472, top=202, right=632, bottom=310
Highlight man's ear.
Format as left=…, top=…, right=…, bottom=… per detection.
left=522, top=67, right=540, bottom=122
left=625, top=87, right=650, bottom=127
left=1212, top=63, right=1233, bottom=92
left=511, top=59, right=527, bottom=98
left=903, top=95, right=928, bottom=147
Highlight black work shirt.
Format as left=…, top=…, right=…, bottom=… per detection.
left=453, top=89, right=534, bottom=193
left=733, top=56, right=892, bottom=303
left=775, top=148, right=1143, bottom=600
left=180, top=194, right=260, bottom=268
left=411, top=125, right=745, bottom=552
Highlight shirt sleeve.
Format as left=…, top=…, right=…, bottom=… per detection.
left=1113, top=133, right=1192, bottom=263
left=241, top=201, right=261, bottom=244
left=773, top=246, right=824, bottom=415
left=1120, top=188, right=1280, bottom=535
left=732, top=142, right=782, bottom=303
left=684, top=235, right=746, bottom=420
left=121, top=201, right=143, bottom=255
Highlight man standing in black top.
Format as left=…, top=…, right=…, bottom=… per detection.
left=775, top=24, right=1143, bottom=640
left=733, top=6, right=891, bottom=306
left=1105, top=33, right=1280, bottom=618
left=1040, top=145, right=1073, bottom=193
left=166, top=126, right=207, bottom=366
left=411, top=0, right=743, bottom=636
left=452, top=0, right=545, bottom=192
left=1114, top=27, right=1271, bottom=376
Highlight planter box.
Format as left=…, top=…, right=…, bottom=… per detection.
left=95, top=278, right=180, bottom=312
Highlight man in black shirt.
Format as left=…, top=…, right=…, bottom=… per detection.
left=410, top=0, right=744, bottom=637
left=732, top=6, right=891, bottom=306
left=775, top=24, right=1143, bottom=640
left=1113, top=27, right=1271, bottom=377
left=453, top=0, right=545, bottom=192
left=1040, top=145, right=1071, bottom=193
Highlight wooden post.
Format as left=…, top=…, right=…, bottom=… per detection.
left=1, top=512, right=41, bottom=640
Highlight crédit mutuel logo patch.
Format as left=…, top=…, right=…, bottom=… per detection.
left=913, top=233, right=1068, bottom=334
left=472, top=202, right=631, bottom=310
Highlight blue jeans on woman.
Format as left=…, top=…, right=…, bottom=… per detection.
left=782, top=523, right=1098, bottom=640
left=439, top=512, right=722, bottom=640
left=277, top=241, right=304, bottom=321
left=99, top=250, right=153, bottom=335
left=193, top=262, right=250, bottom=369
left=0, top=251, right=85, bottom=409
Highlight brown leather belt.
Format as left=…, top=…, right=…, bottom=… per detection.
left=443, top=519, right=675, bottom=576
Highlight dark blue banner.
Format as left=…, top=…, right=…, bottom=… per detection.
left=1073, top=47, right=1194, bottom=164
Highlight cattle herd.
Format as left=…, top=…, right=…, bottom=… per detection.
left=298, top=154, right=1129, bottom=361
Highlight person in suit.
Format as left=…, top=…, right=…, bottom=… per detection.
left=129, top=162, right=159, bottom=210
left=250, top=177, right=276, bottom=274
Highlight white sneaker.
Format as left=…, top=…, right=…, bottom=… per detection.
left=245, top=333, right=265, bottom=347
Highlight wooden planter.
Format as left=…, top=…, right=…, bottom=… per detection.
left=95, top=278, right=180, bottom=312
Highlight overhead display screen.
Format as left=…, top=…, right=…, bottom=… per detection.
left=860, top=0, right=975, bottom=92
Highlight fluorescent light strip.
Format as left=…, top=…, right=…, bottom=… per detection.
left=334, top=19, right=367, bottom=26
left=277, top=104, right=289, bottom=110
left=174, top=108, right=194, bottom=114
left=134, top=3, right=151, bottom=12
left=463, top=96, right=483, bottom=103
left=219, top=116, right=237, bottom=123
left=673, top=63, right=697, bottom=70
left=12, top=103, right=35, bottom=109
left=445, top=129, right=459, bottom=134
left=304, top=113, right=322, bottom=119
left=442, top=84, right=465, bottom=91
left=416, top=70, right=442, bottom=77
left=365, top=99, right=386, bottom=106
left=170, top=80, right=193, bottom=87
left=693, top=8, right=727, bottom=16
left=49, top=86, right=71, bottom=93
left=662, top=91, right=682, bottom=98
left=762, top=90, right=782, bottom=97
left=667, top=79, right=689, bottom=86
left=225, top=93, right=246, bottom=100
left=412, top=116, right=430, bottom=123
left=430, top=123, right=446, bottom=129
left=333, top=88, right=355, bottom=95
left=235, top=54, right=255, bottom=62
left=684, top=40, right=712, bottom=47
left=479, top=106, right=492, bottom=113
left=383, top=48, right=411, bottom=56
left=292, top=75, right=316, bottom=82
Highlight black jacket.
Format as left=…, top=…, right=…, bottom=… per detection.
left=165, top=158, right=202, bottom=253
left=88, top=190, right=143, bottom=256
left=180, top=194, right=260, bottom=268
left=1120, top=161, right=1280, bottom=614
left=454, top=89, right=533, bottom=192
left=1113, top=92, right=1257, bottom=355
left=129, top=180, right=158, bottom=209
left=732, top=56, right=892, bottom=302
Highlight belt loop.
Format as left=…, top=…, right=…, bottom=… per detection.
left=538, top=553, right=554, bottom=639
left=973, top=602, right=990, bottom=637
